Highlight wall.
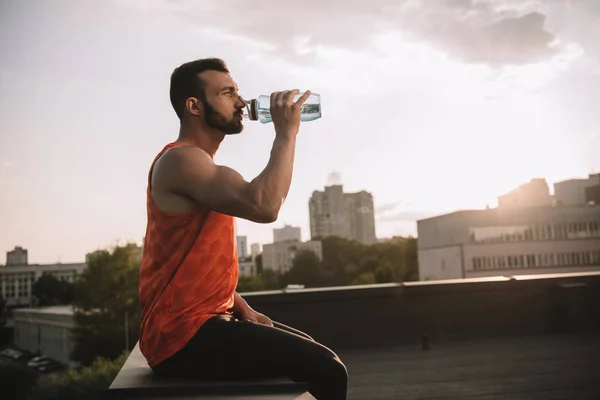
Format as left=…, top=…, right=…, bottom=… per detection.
left=12, top=306, right=75, bottom=366
left=418, top=246, right=463, bottom=280
left=241, top=272, right=600, bottom=351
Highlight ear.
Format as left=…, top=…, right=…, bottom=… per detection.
left=186, top=97, right=203, bottom=117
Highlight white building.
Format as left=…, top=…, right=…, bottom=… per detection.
left=13, top=305, right=77, bottom=366
left=262, top=240, right=323, bottom=275
left=236, top=236, right=248, bottom=259
left=274, top=225, right=302, bottom=243
left=498, top=178, right=553, bottom=209
left=554, top=173, right=600, bottom=206
left=0, top=247, right=86, bottom=307
left=417, top=206, right=600, bottom=281
left=239, top=259, right=257, bottom=277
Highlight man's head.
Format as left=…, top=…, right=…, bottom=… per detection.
left=169, top=58, right=246, bottom=135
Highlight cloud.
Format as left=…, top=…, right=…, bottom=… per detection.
left=120, top=0, right=564, bottom=66
left=375, top=201, right=414, bottom=215
left=377, top=211, right=438, bottom=222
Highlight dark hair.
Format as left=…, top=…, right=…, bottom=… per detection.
left=169, top=58, right=230, bottom=120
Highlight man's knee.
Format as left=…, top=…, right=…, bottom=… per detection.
left=321, top=352, right=348, bottom=384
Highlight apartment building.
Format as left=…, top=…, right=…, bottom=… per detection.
left=417, top=206, right=600, bottom=280
left=309, top=185, right=377, bottom=245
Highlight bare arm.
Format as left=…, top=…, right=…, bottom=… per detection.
left=232, top=291, right=251, bottom=315
left=156, top=90, right=311, bottom=223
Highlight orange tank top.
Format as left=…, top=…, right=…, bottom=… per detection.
left=139, top=142, right=238, bottom=367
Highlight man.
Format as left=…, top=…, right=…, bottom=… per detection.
left=139, top=58, right=348, bottom=400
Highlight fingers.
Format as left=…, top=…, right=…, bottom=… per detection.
left=271, top=89, right=308, bottom=108
left=285, top=89, right=300, bottom=106
left=293, top=90, right=312, bottom=108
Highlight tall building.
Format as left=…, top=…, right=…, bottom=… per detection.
left=498, top=178, right=553, bottom=209
left=417, top=206, right=600, bottom=281
left=236, top=236, right=248, bottom=259
left=309, top=185, right=377, bottom=244
left=554, top=173, right=600, bottom=206
left=274, top=225, right=302, bottom=243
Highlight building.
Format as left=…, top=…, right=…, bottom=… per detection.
left=309, top=185, right=377, bottom=245
left=417, top=206, right=600, bottom=281
left=498, top=178, right=553, bottom=208
left=274, top=225, right=302, bottom=243
left=0, top=247, right=87, bottom=307
left=7, top=246, right=28, bottom=265
left=250, top=243, right=261, bottom=259
left=554, top=173, right=600, bottom=206
left=262, top=240, right=323, bottom=275
left=239, top=259, right=257, bottom=277
left=12, top=305, right=77, bottom=366
left=236, top=236, right=248, bottom=259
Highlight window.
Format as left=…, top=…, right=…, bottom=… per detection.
left=527, top=255, right=536, bottom=267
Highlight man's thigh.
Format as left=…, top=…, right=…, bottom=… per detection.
left=272, top=321, right=315, bottom=341
left=205, top=318, right=339, bottom=379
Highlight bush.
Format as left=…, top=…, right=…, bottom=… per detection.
left=33, top=351, right=129, bottom=400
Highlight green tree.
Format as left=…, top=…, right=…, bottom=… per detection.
left=318, top=236, right=366, bottom=286
left=34, top=351, right=129, bottom=400
left=71, top=243, right=141, bottom=365
left=255, top=254, right=263, bottom=274
left=259, top=269, right=281, bottom=290
left=350, top=272, right=376, bottom=285
left=237, top=275, right=265, bottom=292
left=32, top=273, right=74, bottom=306
left=403, top=237, right=419, bottom=281
left=281, top=250, right=322, bottom=288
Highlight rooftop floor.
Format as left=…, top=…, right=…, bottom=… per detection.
left=340, top=333, right=600, bottom=399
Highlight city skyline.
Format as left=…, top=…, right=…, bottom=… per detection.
left=2, top=0, right=600, bottom=263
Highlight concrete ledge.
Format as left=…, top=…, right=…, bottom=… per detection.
left=107, top=342, right=313, bottom=399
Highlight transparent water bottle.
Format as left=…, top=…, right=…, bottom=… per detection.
left=243, top=92, right=321, bottom=124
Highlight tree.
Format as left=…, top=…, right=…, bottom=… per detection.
left=34, top=351, right=129, bottom=400
left=71, top=243, right=141, bottom=365
left=255, top=254, right=263, bottom=274
left=259, top=269, right=281, bottom=290
left=32, top=274, right=74, bottom=306
left=237, top=276, right=266, bottom=293
left=281, top=250, right=322, bottom=288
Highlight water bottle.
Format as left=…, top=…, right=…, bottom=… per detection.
left=243, top=92, right=321, bottom=124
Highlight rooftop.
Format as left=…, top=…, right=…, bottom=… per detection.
left=342, top=333, right=600, bottom=399
left=107, top=271, right=600, bottom=399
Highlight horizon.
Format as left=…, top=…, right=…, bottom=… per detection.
left=1, top=0, right=599, bottom=264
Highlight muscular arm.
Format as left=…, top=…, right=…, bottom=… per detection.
left=155, top=135, right=296, bottom=223
left=154, top=89, right=309, bottom=223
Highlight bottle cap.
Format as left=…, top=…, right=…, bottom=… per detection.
left=245, top=99, right=258, bottom=121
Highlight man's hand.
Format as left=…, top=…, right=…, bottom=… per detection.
left=270, top=89, right=312, bottom=139
left=241, top=308, right=274, bottom=327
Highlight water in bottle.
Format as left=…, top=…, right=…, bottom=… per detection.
left=243, top=92, right=321, bottom=124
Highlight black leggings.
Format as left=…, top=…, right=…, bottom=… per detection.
left=152, top=314, right=348, bottom=400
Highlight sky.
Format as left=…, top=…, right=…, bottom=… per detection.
left=1, top=0, right=599, bottom=264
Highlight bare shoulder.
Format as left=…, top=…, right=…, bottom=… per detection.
left=157, top=146, right=212, bottom=170
left=154, top=145, right=209, bottom=177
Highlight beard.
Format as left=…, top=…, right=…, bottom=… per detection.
left=203, top=100, right=244, bottom=135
